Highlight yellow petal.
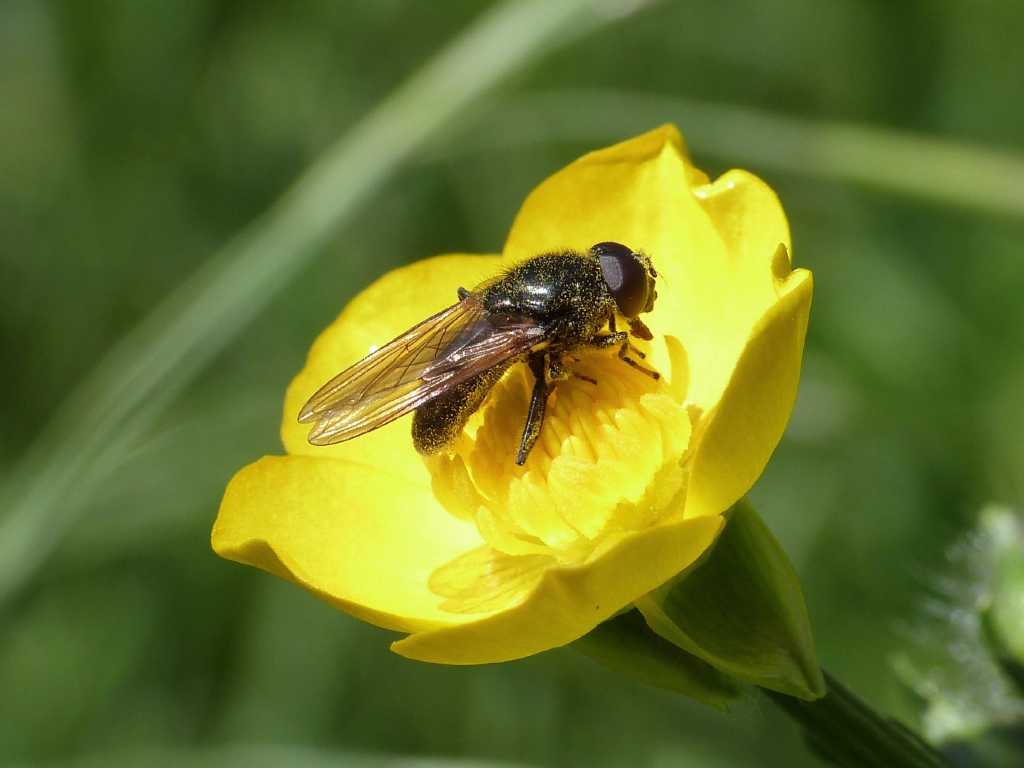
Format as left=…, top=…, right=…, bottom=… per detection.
left=685, top=267, right=813, bottom=520
left=691, top=168, right=791, bottom=294
left=501, top=126, right=791, bottom=420
left=391, top=513, right=724, bottom=664
left=212, top=455, right=484, bottom=632
left=281, top=253, right=501, bottom=482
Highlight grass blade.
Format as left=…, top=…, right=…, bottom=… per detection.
left=0, top=0, right=648, bottom=607
left=443, top=89, right=1024, bottom=219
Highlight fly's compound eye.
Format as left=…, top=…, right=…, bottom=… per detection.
left=592, top=241, right=656, bottom=318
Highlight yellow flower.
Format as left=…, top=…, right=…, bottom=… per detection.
left=212, top=125, right=813, bottom=665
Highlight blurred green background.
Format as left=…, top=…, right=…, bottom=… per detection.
left=3, top=1, right=1023, bottom=766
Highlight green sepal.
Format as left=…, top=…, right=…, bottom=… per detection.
left=573, top=609, right=740, bottom=710
left=636, top=499, right=825, bottom=700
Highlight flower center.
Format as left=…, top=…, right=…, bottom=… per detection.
left=424, top=337, right=695, bottom=614
left=426, top=336, right=694, bottom=566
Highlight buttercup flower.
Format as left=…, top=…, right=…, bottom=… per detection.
left=213, top=125, right=813, bottom=665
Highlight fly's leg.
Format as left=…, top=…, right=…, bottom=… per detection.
left=549, top=356, right=596, bottom=386
left=588, top=331, right=629, bottom=349
left=586, top=331, right=660, bottom=380
left=517, top=352, right=592, bottom=464
left=608, top=315, right=651, bottom=355
left=628, top=317, right=654, bottom=341
left=516, top=353, right=550, bottom=465
left=618, top=342, right=660, bottom=379
left=573, top=371, right=598, bottom=385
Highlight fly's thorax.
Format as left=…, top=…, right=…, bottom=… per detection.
left=482, top=251, right=616, bottom=345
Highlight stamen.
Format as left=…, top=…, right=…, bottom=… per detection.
left=426, top=336, right=696, bottom=611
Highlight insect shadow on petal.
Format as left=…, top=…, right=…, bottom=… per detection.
left=299, top=242, right=660, bottom=466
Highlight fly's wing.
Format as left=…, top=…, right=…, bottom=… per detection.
left=298, top=295, right=546, bottom=445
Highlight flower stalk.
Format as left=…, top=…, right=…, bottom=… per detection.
left=762, top=671, right=949, bottom=768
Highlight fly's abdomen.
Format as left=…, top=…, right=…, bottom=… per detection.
left=412, top=363, right=510, bottom=454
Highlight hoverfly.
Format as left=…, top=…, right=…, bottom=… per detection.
left=299, top=242, right=659, bottom=465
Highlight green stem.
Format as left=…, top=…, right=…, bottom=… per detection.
left=762, top=670, right=949, bottom=768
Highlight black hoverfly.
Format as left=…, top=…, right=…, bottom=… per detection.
left=299, top=242, right=659, bottom=465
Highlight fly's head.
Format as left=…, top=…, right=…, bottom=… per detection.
left=592, top=242, right=657, bottom=318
